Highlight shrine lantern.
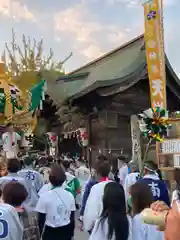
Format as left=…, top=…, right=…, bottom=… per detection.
left=46, top=132, right=58, bottom=147
left=76, top=127, right=88, bottom=147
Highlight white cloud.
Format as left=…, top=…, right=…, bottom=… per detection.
left=0, top=0, right=36, bottom=21
left=80, top=44, right=104, bottom=59
left=104, top=0, right=177, bottom=7
left=107, top=31, right=127, bottom=43
left=54, top=4, right=102, bottom=44
left=54, top=4, right=130, bottom=59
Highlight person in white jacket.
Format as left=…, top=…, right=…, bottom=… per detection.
left=131, top=181, right=164, bottom=240
left=0, top=202, right=23, bottom=240
left=124, top=161, right=139, bottom=202
left=83, top=160, right=111, bottom=232
left=89, top=182, right=132, bottom=240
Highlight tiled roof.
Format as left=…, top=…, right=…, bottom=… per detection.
left=49, top=34, right=180, bottom=104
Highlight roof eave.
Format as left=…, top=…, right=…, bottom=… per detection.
left=56, top=72, right=89, bottom=82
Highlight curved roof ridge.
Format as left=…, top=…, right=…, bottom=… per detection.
left=68, top=34, right=144, bottom=75
left=70, top=50, right=146, bottom=100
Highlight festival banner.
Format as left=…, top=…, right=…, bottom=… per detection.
left=143, top=0, right=166, bottom=109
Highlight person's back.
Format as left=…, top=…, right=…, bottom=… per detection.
left=18, top=168, right=44, bottom=210
left=37, top=187, right=75, bottom=227
left=139, top=161, right=170, bottom=206
left=38, top=183, right=52, bottom=197
left=89, top=182, right=132, bottom=240
left=75, top=164, right=90, bottom=194
left=139, top=177, right=169, bottom=205
left=0, top=173, right=28, bottom=188
left=79, top=177, right=98, bottom=218
left=0, top=158, right=28, bottom=188
left=89, top=216, right=132, bottom=240
left=117, top=156, right=128, bottom=187
left=62, top=160, right=81, bottom=199
left=65, top=171, right=81, bottom=198
left=0, top=203, right=23, bottom=240
left=38, top=166, right=51, bottom=184
left=132, top=213, right=164, bottom=240
left=18, top=157, right=44, bottom=210
left=84, top=180, right=111, bottom=231
left=0, top=158, right=31, bottom=209
left=36, top=164, right=76, bottom=240
left=124, top=172, right=140, bottom=201
left=75, top=164, right=90, bottom=182
left=83, top=159, right=111, bottom=232
left=131, top=181, right=164, bottom=240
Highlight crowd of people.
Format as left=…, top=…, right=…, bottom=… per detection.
left=0, top=153, right=179, bottom=240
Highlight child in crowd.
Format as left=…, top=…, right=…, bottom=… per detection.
left=131, top=181, right=164, bottom=240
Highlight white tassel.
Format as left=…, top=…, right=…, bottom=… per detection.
left=42, top=90, right=45, bottom=100
left=40, top=100, right=43, bottom=110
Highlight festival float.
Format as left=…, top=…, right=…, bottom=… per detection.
left=0, top=61, right=46, bottom=150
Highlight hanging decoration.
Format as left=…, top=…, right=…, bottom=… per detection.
left=143, top=0, right=166, bottom=109
left=46, top=132, right=58, bottom=156
left=46, top=132, right=58, bottom=147
left=76, top=127, right=88, bottom=147
left=138, top=107, right=171, bottom=142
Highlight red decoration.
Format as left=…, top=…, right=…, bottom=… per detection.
left=81, top=132, right=88, bottom=140
left=51, top=136, right=57, bottom=142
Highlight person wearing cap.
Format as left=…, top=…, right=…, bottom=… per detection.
left=18, top=156, right=44, bottom=210
left=139, top=160, right=170, bottom=206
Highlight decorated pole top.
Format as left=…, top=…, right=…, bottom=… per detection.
left=0, top=61, right=46, bottom=132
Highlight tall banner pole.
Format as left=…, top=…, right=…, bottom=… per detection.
left=143, top=0, right=167, bottom=109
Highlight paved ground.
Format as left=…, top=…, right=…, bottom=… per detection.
left=74, top=211, right=88, bottom=240
left=74, top=228, right=88, bottom=240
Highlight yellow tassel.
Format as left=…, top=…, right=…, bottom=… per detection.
left=0, top=63, right=13, bottom=123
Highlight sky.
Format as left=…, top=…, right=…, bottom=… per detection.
left=0, top=0, right=179, bottom=75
